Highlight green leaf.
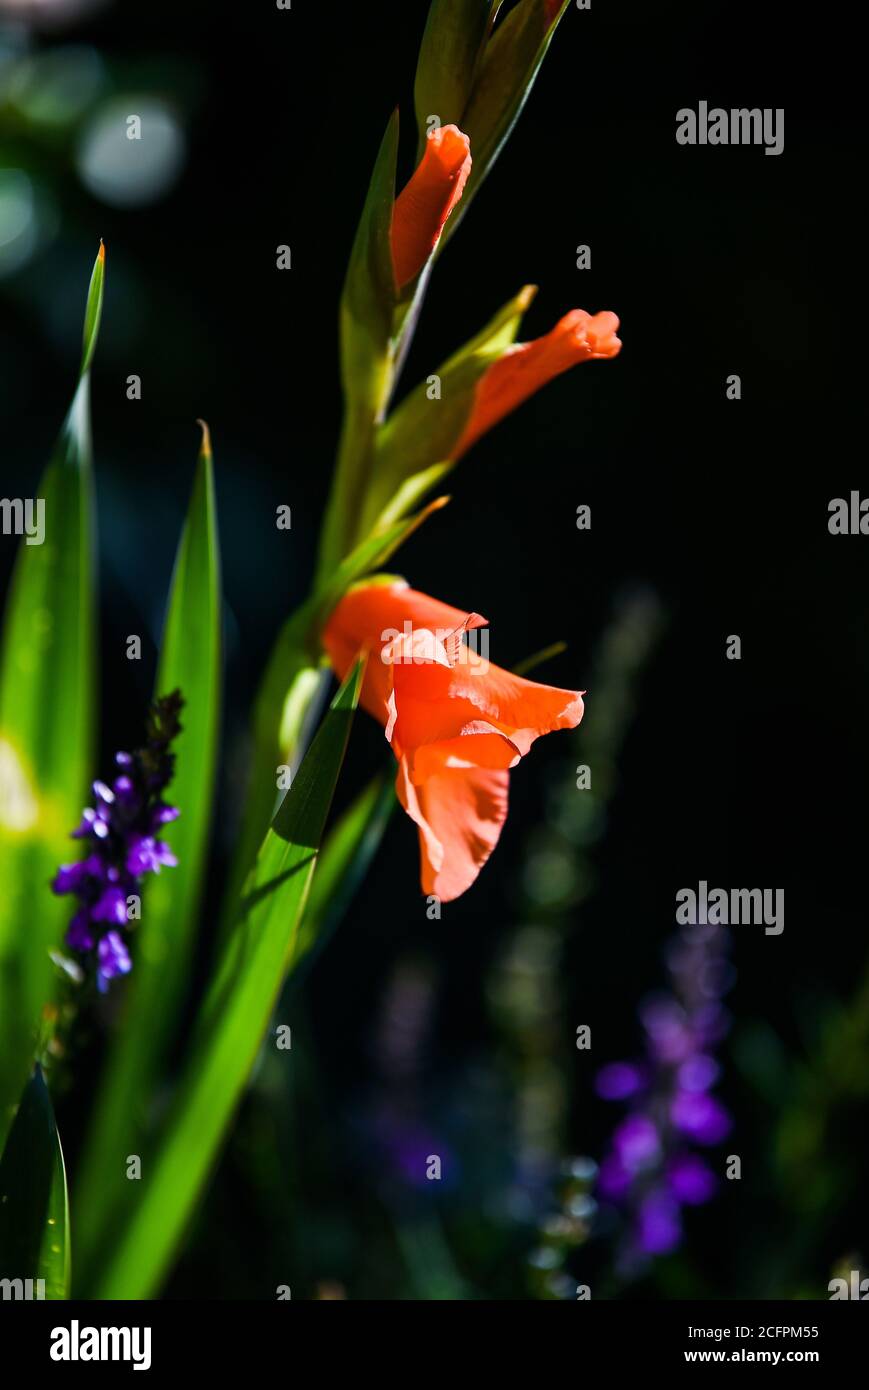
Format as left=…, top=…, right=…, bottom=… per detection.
left=319, top=112, right=400, bottom=578
left=339, top=109, right=400, bottom=416
left=93, top=661, right=364, bottom=1299
left=512, top=640, right=568, bottom=677
left=0, top=246, right=102, bottom=1149
left=440, top=0, right=571, bottom=247
left=359, top=284, right=535, bottom=532
left=73, top=423, right=221, bottom=1286
left=294, top=772, right=396, bottom=982
left=80, top=240, right=105, bottom=376
left=0, top=1066, right=70, bottom=1299
left=414, top=1, right=499, bottom=145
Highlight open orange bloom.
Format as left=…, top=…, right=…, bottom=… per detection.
left=391, top=125, right=472, bottom=289
left=323, top=581, right=584, bottom=902
left=455, top=309, right=622, bottom=458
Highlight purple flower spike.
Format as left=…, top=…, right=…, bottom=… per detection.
left=52, top=690, right=184, bottom=992
left=595, top=921, right=733, bottom=1267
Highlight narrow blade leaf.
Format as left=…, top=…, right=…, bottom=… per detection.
left=0, top=246, right=102, bottom=1148
left=0, top=1066, right=70, bottom=1299
left=293, top=771, right=396, bottom=982
left=73, top=424, right=221, bottom=1284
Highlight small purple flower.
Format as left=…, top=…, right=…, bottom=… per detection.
left=613, top=1114, right=661, bottom=1173
left=678, top=1053, right=719, bottom=1092
left=595, top=1061, right=646, bottom=1101
left=112, top=774, right=137, bottom=805
left=91, top=886, right=128, bottom=925
left=637, top=1189, right=682, bottom=1254
left=51, top=690, right=183, bottom=992
left=66, top=907, right=95, bottom=951
left=97, top=930, right=132, bottom=992
left=671, top=1090, right=731, bottom=1145
left=126, top=834, right=178, bottom=877
left=667, top=1153, right=717, bottom=1205
left=597, top=1154, right=632, bottom=1200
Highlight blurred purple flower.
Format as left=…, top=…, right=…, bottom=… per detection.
left=637, top=1189, right=682, bottom=1254
left=671, top=1090, right=731, bottom=1144
left=667, top=1153, right=717, bottom=1205
left=594, top=921, right=733, bottom=1272
left=595, top=1061, right=646, bottom=1101
left=52, top=690, right=183, bottom=992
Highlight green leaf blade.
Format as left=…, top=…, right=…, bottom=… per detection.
left=73, top=425, right=222, bottom=1285
left=0, top=248, right=102, bottom=1149
left=0, top=1067, right=71, bottom=1300
left=414, top=1, right=496, bottom=146
left=294, top=771, right=396, bottom=980
left=440, top=0, right=571, bottom=247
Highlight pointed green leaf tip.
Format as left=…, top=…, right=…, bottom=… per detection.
left=0, top=1067, right=70, bottom=1300
left=79, top=241, right=105, bottom=378
left=196, top=417, right=213, bottom=461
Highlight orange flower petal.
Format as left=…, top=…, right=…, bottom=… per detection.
left=396, top=755, right=509, bottom=902
left=448, top=650, right=585, bottom=755
left=391, top=125, right=472, bottom=289
left=322, top=580, right=483, bottom=728
left=324, top=582, right=585, bottom=901
left=456, top=309, right=622, bottom=457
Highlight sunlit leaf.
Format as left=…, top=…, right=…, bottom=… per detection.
left=0, top=246, right=102, bottom=1149
left=319, top=111, right=400, bottom=577
left=414, top=1, right=499, bottom=144
left=440, top=0, right=571, bottom=246
left=360, top=285, right=535, bottom=532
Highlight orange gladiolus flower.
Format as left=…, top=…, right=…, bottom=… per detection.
left=455, top=309, right=622, bottom=458
left=391, top=125, right=472, bottom=289
left=323, top=581, right=584, bottom=902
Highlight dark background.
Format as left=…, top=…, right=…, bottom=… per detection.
left=1, top=0, right=866, bottom=1298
